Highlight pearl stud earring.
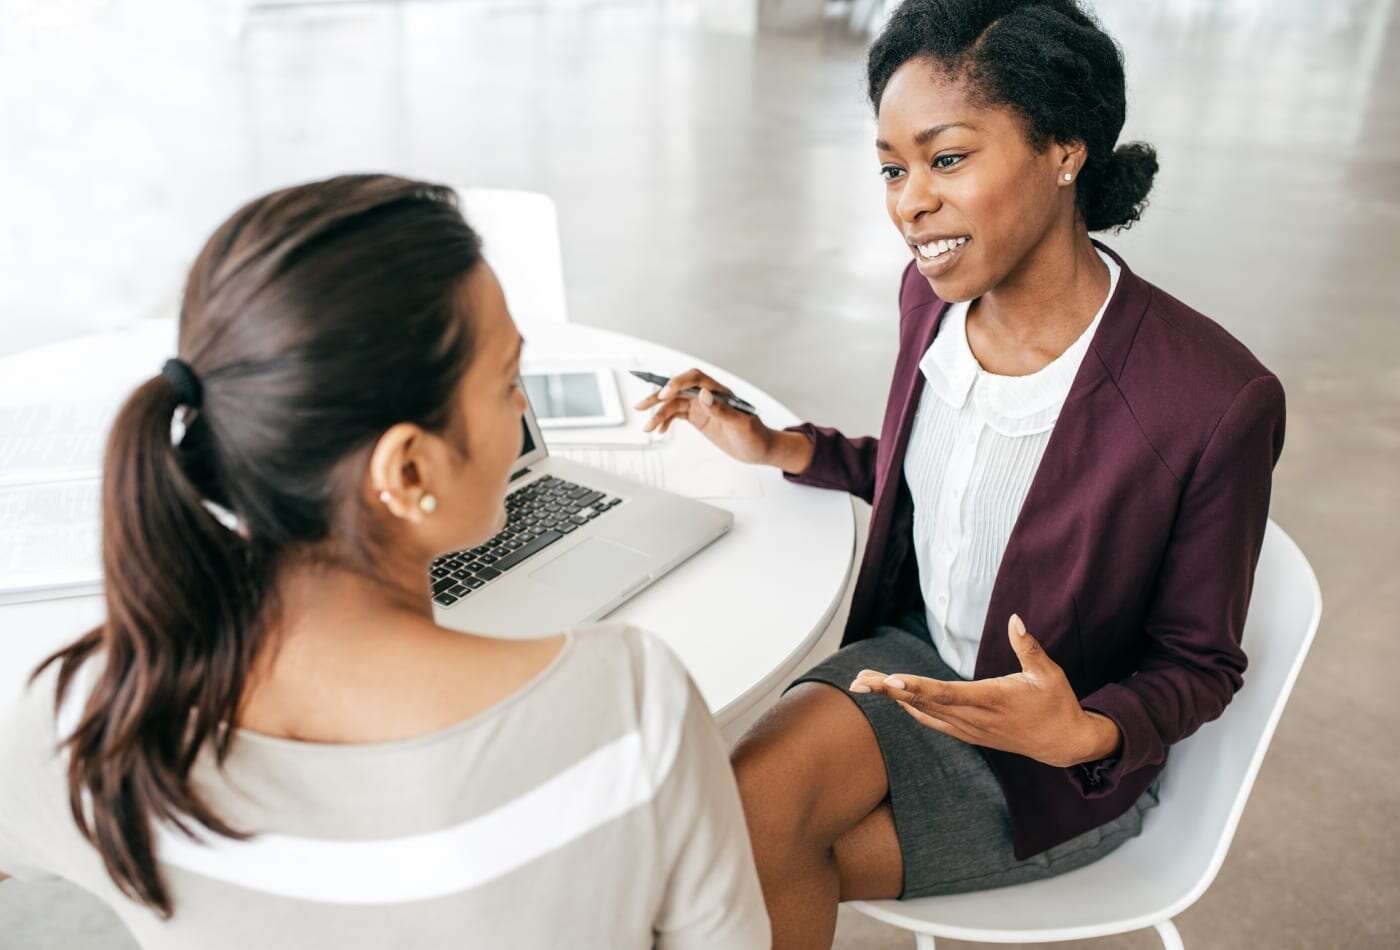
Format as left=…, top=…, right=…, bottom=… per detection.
left=1063, top=173, right=1073, bottom=181
left=419, top=493, right=438, bottom=514
left=378, top=490, right=392, bottom=505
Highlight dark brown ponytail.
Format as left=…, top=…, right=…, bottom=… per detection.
left=33, top=174, right=485, bottom=916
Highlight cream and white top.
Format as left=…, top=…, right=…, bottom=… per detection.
left=902, top=249, right=1121, bottom=678
left=0, top=624, right=770, bottom=949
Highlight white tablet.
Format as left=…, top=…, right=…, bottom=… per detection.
left=521, top=368, right=626, bottom=429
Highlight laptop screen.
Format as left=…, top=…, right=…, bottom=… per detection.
left=511, top=381, right=549, bottom=475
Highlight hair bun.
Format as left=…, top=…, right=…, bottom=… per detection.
left=1083, top=141, right=1159, bottom=233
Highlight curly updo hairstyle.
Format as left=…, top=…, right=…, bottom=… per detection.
left=868, top=0, right=1158, bottom=232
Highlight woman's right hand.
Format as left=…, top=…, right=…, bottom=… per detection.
left=634, top=368, right=776, bottom=465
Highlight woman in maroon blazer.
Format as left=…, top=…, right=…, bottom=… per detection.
left=636, top=2, right=1285, bottom=946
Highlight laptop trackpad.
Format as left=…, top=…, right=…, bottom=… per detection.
left=529, top=538, right=650, bottom=597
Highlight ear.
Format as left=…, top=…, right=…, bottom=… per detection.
left=368, top=422, right=430, bottom=522
left=1055, top=139, right=1089, bottom=185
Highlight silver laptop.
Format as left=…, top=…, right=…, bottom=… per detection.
left=430, top=382, right=733, bottom=637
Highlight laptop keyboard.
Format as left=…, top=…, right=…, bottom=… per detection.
left=429, top=475, right=624, bottom=607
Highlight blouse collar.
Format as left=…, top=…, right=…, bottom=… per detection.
left=919, top=248, right=1121, bottom=437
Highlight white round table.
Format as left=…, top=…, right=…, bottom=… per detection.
left=0, top=320, right=855, bottom=729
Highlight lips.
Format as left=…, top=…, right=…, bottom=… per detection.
left=909, top=234, right=971, bottom=278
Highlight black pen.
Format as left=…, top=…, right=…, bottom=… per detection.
left=630, top=370, right=760, bottom=416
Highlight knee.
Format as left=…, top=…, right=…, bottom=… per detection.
left=730, top=732, right=797, bottom=842
left=730, top=720, right=822, bottom=860
left=729, top=682, right=887, bottom=852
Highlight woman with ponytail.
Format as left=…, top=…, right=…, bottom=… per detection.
left=0, top=175, right=768, bottom=948
left=638, top=2, right=1285, bottom=946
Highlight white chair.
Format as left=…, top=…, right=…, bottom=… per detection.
left=133, top=187, right=571, bottom=334
left=847, top=519, right=1322, bottom=949
left=454, top=188, right=571, bottom=332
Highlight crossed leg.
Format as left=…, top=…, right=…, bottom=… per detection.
left=731, top=681, right=905, bottom=950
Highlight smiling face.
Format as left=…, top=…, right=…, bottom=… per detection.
left=876, top=57, right=1082, bottom=301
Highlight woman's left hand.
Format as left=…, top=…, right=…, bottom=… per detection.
left=849, top=614, right=1122, bottom=769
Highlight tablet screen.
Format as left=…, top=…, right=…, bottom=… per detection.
left=523, top=372, right=606, bottom=420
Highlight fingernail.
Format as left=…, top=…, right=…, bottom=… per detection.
left=883, top=676, right=905, bottom=690
left=1011, top=614, right=1026, bottom=636
left=657, top=386, right=671, bottom=400
left=699, top=388, right=714, bottom=406
left=849, top=683, right=871, bottom=694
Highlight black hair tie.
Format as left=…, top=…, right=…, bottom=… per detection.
left=161, top=358, right=203, bottom=409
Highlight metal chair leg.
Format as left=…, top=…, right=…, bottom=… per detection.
left=1154, top=918, right=1184, bottom=950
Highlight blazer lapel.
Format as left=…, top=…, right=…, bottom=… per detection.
left=972, top=242, right=1153, bottom=678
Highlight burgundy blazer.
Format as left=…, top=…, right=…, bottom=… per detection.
left=783, top=241, right=1286, bottom=859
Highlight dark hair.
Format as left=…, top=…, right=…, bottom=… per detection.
left=33, top=174, right=485, bottom=916
left=868, top=0, right=1158, bottom=232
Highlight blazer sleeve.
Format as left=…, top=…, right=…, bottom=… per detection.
left=1071, top=373, right=1287, bottom=797
left=778, top=424, right=880, bottom=505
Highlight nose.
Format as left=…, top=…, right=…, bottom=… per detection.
left=894, top=165, right=939, bottom=226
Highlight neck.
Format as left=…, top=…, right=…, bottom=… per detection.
left=251, top=556, right=434, bottom=674
left=971, top=226, right=1110, bottom=345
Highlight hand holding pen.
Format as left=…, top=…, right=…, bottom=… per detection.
left=631, top=368, right=775, bottom=465
left=629, top=370, right=759, bottom=416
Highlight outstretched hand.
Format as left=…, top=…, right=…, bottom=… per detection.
left=848, top=614, right=1121, bottom=768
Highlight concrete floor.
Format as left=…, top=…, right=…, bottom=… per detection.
left=2, top=0, right=1398, bottom=946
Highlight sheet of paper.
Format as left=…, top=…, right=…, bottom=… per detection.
left=0, top=478, right=103, bottom=601
left=0, top=402, right=112, bottom=486
left=554, top=446, right=668, bottom=488
left=554, top=446, right=764, bottom=499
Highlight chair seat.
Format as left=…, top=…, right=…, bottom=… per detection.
left=849, top=833, right=1199, bottom=943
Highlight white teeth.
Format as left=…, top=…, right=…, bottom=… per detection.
left=916, top=237, right=969, bottom=261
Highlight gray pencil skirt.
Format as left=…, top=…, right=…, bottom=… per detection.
left=787, top=605, right=1161, bottom=900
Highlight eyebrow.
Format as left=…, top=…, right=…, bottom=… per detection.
left=504, top=334, right=525, bottom=371
left=876, top=122, right=975, bottom=152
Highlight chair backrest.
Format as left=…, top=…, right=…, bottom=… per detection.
left=454, top=188, right=570, bottom=331
left=1133, top=518, right=1322, bottom=913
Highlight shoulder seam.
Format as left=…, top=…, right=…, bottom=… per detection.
left=1192, top=374, right=1279, bottom=472
left=635, top=632, right=689, bottom=791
